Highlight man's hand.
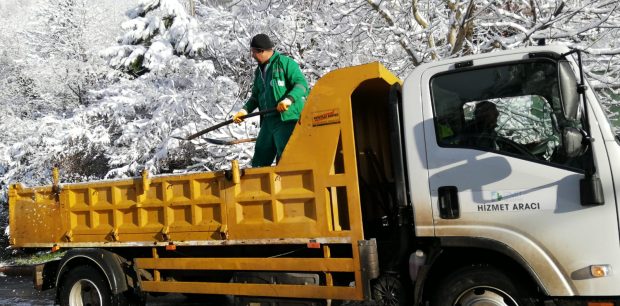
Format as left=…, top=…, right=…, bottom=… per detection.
left=233, top=109, right=248, bottom=123
left=277, top=98, right=292, bottom=112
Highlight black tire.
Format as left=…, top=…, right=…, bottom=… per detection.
left=58, top=265, right=120, bottom=306
left=431, top=265, right=535, bottom=306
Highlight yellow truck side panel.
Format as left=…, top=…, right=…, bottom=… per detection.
left=9, top=186, right=63, bottom=245
left=10, top=169, right=335, bottom=244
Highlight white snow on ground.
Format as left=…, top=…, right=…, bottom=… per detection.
left=0, top=298, right=52, bottom=306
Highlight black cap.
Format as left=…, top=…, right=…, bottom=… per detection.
left=250, top=34, right=274, bottom=50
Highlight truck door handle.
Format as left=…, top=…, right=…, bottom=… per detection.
left=438, top=186, right=459, bottom=219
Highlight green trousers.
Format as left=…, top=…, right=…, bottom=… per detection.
left=251, top=116, right=297, bottom=167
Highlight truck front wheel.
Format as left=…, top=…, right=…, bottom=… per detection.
left=59, top=265, right=114, bottom=306
left=431, top=265, right=535, bottom=306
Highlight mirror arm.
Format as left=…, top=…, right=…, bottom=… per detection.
left=577, top=84, right=587, bottom=94
left=574, top=51, right=591, bottom=136
left=575, top=50, right=596, bottom=177
left=571, top=50, right=605, bottom=206
left=560, top=49, right=579, bottom=57
left=574, top=51, right=598, bottom=167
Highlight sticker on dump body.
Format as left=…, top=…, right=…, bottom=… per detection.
left=312, top=109, right=340, bottom=126
left=462, top=189, right=556, bottom=213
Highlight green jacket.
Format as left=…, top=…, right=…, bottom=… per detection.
left=242, top=51, right=309, bottom=121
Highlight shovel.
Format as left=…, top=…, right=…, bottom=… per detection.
left=172, top=108, right=277, bottom=141
left=203, top=137, right=257, bottom=145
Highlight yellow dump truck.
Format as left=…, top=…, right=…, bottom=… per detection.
left=9, top=46, right=620, bottom=306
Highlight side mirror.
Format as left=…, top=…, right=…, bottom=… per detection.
left=562, top=127, right=585, bottom=158
left=558, top=60, right=580, bottom=121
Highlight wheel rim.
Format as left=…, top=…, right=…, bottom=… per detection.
left=373, top=277, right=401, bottom=306
left=68, top=279, right=103, bottom=306
left=454, top=286, right=519, bottom=306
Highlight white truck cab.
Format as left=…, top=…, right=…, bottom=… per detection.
left=403, top=45, right=620, bottom=305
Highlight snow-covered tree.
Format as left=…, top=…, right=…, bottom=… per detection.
left=21, top=0, right=93, bottom=109
left=102, top=0, right=209, bottom=76
left=6, top=0, right=133, bottom=117
left=0, top=56, right=41, bottom=117
left=0, top=0, right=138, bottom=188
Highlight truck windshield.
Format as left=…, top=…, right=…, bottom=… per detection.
left=431, top=60, right=585, bottom=171
left=603, top=99, right=620, bottom=136
left=595, top=91, right=620, bottom=138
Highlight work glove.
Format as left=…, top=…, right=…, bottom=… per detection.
left=277, top=98, right=292, bottom=113
left=233, top=109, right=248, bottom=123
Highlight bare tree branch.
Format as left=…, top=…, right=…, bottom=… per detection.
left=451, top=0, right=476, bottom=55
left=365, top=0, right=421, bottom=65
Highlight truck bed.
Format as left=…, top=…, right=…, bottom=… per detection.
left=10, top=167, right=353, bottom=247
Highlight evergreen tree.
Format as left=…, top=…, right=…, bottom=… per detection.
left=102, top=0, right=207, bottom=76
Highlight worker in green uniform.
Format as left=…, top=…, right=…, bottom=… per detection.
left=233, top=34, right=309, bottom=167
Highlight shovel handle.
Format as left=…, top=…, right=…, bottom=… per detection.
left=204, top=137, right=257, bottom=145
left=174, top=108, right=277, bottom=141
